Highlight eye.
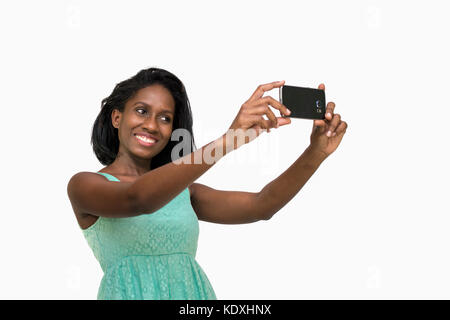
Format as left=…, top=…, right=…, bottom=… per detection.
left=136, top=107, right=171, bottom=122
left=136, top=108, right=147, bottom=115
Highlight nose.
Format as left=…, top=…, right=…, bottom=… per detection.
left=141, top=115, right=160, bottom=132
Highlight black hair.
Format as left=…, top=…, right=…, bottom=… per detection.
left=91, top=67, right=197, bottom=170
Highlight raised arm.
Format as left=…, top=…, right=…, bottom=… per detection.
left=129, top=134, right=230, bottom=214
left=190, top=83, right=348, bottom=224
left=67, top=134, right=229, bottom=218
left=188, top=146, right=326, bottom=224
left=67, top=80, right=291, bottom=219
left=257, top=146, right=327, bottom=220
left=257, top=84, right=348, bottom=220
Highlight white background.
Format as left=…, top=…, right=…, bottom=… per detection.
left=0, top=0, right=448, bottom=299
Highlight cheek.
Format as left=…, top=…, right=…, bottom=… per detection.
left=164, top=125, right=174, bottom=139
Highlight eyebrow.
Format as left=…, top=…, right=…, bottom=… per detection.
left=133, top=101, right=174, bottom=114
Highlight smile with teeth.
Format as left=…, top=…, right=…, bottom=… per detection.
left=135, top=135, right=156, bottom=144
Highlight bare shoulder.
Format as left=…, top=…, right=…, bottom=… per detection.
left=67, top=170, right=139, bottom=221
left=67, top=171, right=107, bottom=199
left=67, top=171, right=114, bottom=207
left=68, top=171, right=104, bottom=183
left=67, top=172, right=107, bottom=229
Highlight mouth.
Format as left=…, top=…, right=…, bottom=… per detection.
left=134, top=134, right=157, bottom=147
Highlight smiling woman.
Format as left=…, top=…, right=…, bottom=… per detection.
left=67, top=67, right=219, bottom=300
left=66, top=66, right=347, bottom=300
left=91, top=68, right=197, bottom=171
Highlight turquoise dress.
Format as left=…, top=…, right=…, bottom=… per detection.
left=81, top=172, right=217, bottom=300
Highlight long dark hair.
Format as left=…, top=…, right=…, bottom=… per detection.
left=91, top=67, right=197, bottom=170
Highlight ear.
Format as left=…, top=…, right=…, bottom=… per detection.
left=111, top=109, right=122, bottom=129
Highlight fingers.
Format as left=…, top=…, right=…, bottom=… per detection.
left=325, top=101, right=335, bottom=121
left=246, top=115, right=272, bottom=132
left=248, top=80, right=285, bottom=101
left=247, top=96, right=291, bottom=118
left=265, top=95, right=291, bottom=117
left=326, top=113, right=341, bottom=137
left=332, top=120, right=348, bottom=136
left=313, top=84, right=347, bottom=137
left=246, top=114, right=266, bottom=128
left=245, top=96, right=291, bottom=129
left=247, top=104, right=279, bottom=128
left=317, top=84, right=334, bottom=121
left=277, top=116, right=291, bottom=127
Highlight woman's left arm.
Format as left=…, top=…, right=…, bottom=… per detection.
left=190, top=83, right=347, bottom=224
left=189, top=147, right=326, bottom=224
left=258, top=83, right=348, bottom=220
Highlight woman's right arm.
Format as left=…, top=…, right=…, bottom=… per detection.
left=67, top=80, right=291, bottom=218
left=67, top=134, right=229, bottom=218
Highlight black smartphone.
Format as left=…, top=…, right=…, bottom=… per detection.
left=279, top=85, right=326, bottom=120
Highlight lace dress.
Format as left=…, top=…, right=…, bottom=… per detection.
left=80, top=172, right=217, bottom=300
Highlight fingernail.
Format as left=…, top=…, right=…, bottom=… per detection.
left=327, top=130, right=332, bottom=137
left=332, top=132, right=336, bottom=136
left=287, top=109, right=291, bottom=115
left=326, top=113, right=331, bottom=118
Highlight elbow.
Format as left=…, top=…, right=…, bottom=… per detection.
left=259, top=204, right=281, bottom=221
left=260, top=210, right=274, bottom=221
left=255, top=192, right=275, bottom=221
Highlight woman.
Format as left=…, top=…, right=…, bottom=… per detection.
left=67, top=67, right=348, bottom=300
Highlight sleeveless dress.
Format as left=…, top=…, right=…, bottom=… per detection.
left=80, top=172, right=217, bottom=300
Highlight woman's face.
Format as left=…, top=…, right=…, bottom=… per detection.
left=112, top=84, right=175, bottom=162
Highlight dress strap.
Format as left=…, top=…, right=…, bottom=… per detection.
left=96, top=172, right=120, bottom=182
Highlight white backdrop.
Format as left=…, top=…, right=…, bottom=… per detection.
left=1, top=0, right=449, bottom=299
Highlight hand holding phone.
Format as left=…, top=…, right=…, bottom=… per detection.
left=300, top=83, right=348, bottom=159
left=226, top=80, right=292, bottom=151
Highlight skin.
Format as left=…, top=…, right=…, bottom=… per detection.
left=69, top=81, right=347, bottom=229
left=101, top=84, right=176, bottom=180
left=310, top=83, right=347, bottom=158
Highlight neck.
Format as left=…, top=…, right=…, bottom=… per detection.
left=108, top=150, right=152, bottom=177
